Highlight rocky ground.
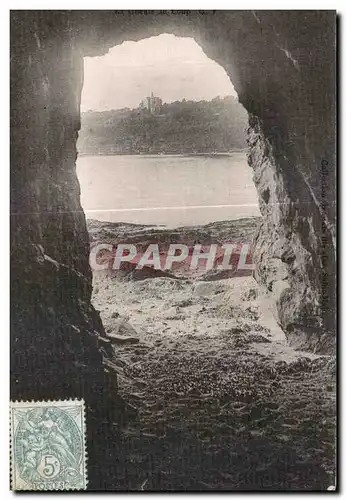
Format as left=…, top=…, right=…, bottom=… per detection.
left=88, top=218, right=336, bottom=491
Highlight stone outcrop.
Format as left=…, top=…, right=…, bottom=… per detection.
left=11, top=10, right=336, bottom=488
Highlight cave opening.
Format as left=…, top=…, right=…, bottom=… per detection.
left=75, top=32, right=294, bottom=461
left=76, top=32, right=266, bottom=317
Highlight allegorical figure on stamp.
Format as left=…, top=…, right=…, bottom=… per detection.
left=12, top=402, right=86, bottom=490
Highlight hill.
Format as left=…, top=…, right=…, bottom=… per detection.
left=78, top=96, right=248, bottom=155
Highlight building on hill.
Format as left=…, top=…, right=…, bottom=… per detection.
left=139, top=92, right=162, bottom=114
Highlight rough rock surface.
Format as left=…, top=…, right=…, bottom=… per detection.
left=11, top=11, right=336, bottom=489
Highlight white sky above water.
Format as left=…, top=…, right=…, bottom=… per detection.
left=81, top=33, right=237, bottom=111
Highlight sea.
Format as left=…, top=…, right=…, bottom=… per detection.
left=76, top=152, right=260, bottom=228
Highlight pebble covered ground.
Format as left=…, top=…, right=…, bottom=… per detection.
left=90, top=221, right=336, bottom=491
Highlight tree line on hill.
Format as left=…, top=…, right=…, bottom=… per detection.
left=78, top=96, right=248, bottom=155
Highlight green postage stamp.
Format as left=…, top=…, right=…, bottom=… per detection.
left=10, top=399, right=87, bottom=491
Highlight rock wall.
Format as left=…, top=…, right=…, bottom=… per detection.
left=10, top=9, right=336, bottom=487
left=11, top=10, right=116, bottom=400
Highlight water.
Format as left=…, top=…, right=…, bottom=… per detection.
left=76, top=153, right=260, bottom=227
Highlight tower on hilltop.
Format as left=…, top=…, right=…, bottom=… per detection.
left=139, top=92, right=162, bottom=114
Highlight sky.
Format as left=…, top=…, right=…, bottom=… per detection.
left=81, top=34, right=236, bottom=111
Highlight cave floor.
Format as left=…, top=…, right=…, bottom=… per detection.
left=89, top=219, right=336, bottom=491
left=92, top=273, right=335, bottom=491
